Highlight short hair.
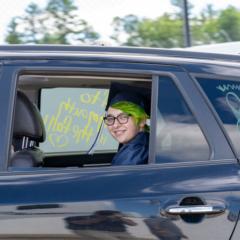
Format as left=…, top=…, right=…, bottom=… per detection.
left=111, top=101, right=149, bottom=131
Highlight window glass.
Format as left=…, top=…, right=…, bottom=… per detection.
left=156, top=76, right=209, bottom=163
left=40, top=88, right=118, bottom=153
left=197, top=77, right=240, bottom=157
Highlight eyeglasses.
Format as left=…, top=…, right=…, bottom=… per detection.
left=103, top=113, right=131, bottom=126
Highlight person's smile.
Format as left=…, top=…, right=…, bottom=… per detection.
left=112, top=128, right=127, bottom=139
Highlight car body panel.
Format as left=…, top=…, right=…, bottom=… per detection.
left=0, top=161, right=239, bottom=239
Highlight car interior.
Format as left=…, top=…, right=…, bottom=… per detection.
left=10, top=71, right=152, bottom=169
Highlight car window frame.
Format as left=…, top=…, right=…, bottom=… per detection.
left=1, top=60, right=235, bottom=173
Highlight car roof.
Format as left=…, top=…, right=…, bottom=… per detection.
left=0, top=44, right=240, bottom=64
left=184, top=41, right=240, bottom=55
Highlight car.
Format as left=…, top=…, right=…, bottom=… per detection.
left=0, top=44, right=240, bottom=239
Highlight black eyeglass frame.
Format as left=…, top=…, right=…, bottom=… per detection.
left=103, top=113, right=131, bottom=126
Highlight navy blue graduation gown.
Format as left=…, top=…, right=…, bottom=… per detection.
left=112, top=132, right=149, bottom=165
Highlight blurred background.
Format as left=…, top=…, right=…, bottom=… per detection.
left=1, top=0, right=240, bottom=50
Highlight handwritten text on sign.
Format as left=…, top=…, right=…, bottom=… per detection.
left=40, top=88, right=117, bottom=152
left=216, top=83, right=240, bottom=129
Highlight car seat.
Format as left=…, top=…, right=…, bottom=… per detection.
left=10, top=91, right=46, bottom=167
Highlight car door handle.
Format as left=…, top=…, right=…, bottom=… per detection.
left=165, top=204, right=226, bottom=215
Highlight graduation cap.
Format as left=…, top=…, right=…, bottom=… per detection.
left=105, top=82, right=151, bottom=116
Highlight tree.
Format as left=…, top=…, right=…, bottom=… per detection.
left=111, top=6, right=240, bottom=48
left=191, top=6, right=240, bottom=45
left=111, top=15, right=140, bottom=45
left=170, top=0, right=193, bottom=18
left=5, top=17, right=25, bottom=44
left=5, top=3, right=45, bottom=44
left=218, top=6, right=240, bottom=41
left=111, top=14, right=184, bottom=48
left=111, top=1, right=193, bottom=48
left=5, top=0, right=99, bottom=44
left=190, top=5, right=220, bottom=45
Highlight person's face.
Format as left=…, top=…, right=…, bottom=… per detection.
left=106, top=107, right=145, bottom=144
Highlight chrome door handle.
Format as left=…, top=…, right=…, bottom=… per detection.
left=165, top=204, right=226, bottom=215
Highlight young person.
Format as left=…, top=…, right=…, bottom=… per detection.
left=104, top=83, right=150, bottom=165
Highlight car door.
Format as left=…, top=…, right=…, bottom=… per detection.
left=186, top=65, right=240, bottom=240
left=150, top=72, right=240, bottom=240
left=0, top=59, right=239, bottom=239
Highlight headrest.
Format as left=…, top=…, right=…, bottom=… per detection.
left=13, top=91, right=46, bottom=142
left=10, top=148, right=44, bottom=167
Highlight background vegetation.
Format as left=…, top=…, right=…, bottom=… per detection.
left=5, top=0, right=240, bottom=47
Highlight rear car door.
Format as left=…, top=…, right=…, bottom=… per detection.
left=0, top=58, right=239, bottom=239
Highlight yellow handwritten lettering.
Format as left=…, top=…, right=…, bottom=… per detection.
left=43, top=114, right=49, bottom=126
left=73, top=108, right=88, bottom=119
left=55, top=116, right=73, bottom=133
left=80, top=93, right=92, bottom=104
left=60, top=98, right=76, bottom=114
left=91, top=91, right=101, bottom=104
left=99, top=135, right=107, bottom=145
left=101, top=90, right=109, bottom=107
left=47, top=111, right=61, bottom=132
left=90, top=111, right=99, bottom=123
left=72, top=125, right=93, bottom=144
left=48, top=133, right=69, bottom=148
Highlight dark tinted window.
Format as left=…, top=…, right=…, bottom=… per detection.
left=156, top=76, right=209, bottom=163
left=198, top=77, right=240, bottom=157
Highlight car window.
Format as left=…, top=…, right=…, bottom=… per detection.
left=40, top=88, right=118, bottom=153
left=197, top=77, right=240, bottom=158
left=10, top=73, right=152, bottom=169
left=155, top=76, right=209, bottom=163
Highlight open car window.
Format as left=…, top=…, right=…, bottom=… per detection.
left=10, top=72, right=152, bottom=169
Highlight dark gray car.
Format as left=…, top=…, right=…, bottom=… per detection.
left=0, top=45, right=239, bottom=239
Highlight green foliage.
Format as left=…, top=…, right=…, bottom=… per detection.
left=111, top=5, right=240, bottom=48
left=191, top=6, right=240, bottom=45
left=5, top=1, right=240, bottom=48
left=5, top=0, right=99, bottom=44
left=5, top=17, right=24, bottom=44
left=218, top=6, right=240, bottom=41
left=112, top=14, right=184, bottom=47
